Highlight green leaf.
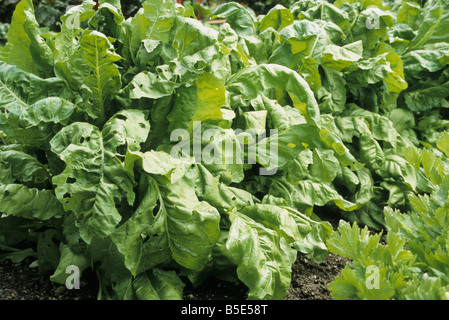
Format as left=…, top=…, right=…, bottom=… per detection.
left=50, top=110, right=150, bottom=243
left=195, top=124, right=245, bottom=184
left=241, top=203, right=332, bottom=263
left=125, top=150, right=190, bottom=184
left=267, top=176, right=357, bottom=212
left=327, top=220, right=382, bottom=262
left=405, top=0, right=444, bottom=52
left=111, top=175, right=171, bottom=276
left=377, top=154, right=417, bottom=191
left=359, top=133, right=385, bottom=170
left=227, top=64, right=320, bottom=127
left=194, top=164, right=257, bottom=215
left=0, top=246, right=36, bottom=263
left=318, top=66, right=347, bottom=113
left=140, top=268, right=185, bottom=300
left=151, top=173, right=221, bottom=271
left=37, top=229, right=61, bottom=274
left=6, top=0, right=54, bottom=77
left=437, top=131, right=449, bottom=158
left=351, top=7, right=394, bottom=51
left=403, top=80, right=449, bottom=112
left=0, top=62, right=72, bottom=111
left=226, top=211, right=297, bottom=300
left=128, top=71, right=177, bottom=100
left=0, top=184, right=64, bottom=220
left=50, top=243, right=90, bottom=285
left=124, top=0, right=175, bottom=63
left=403, top=274, right=449, bottom=300
left=294, top=0, right=350, bottom=33
left=259, top=5, right=294, bottom=32
left=402, top=44, right=449, bottom=78
left=0, top=150, right=48, bottom=185
left=167, top=72, right=225, bottom=131
left=170, top=16, right=219, bottom=60
left=79, top=30, right=122, bottom=122
left=310, top=148, right=340, bottom=182
left=210, top=3, right=256, bottom=37
left=53, top=1, right=96, bottom=91
left=322, top=43, right=362, bottom=71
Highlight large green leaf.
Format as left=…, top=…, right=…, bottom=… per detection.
left=6, top=0, right=54, bottom=78
left=259, top=5, right=294, bottom=32
left=0, top=62, right=75, bottom=147
left=111, top=174, right=172, bottom=276
left=148, top=172, right=221, bottom=271
left=210, top=3, right=256, bottom=37
left=124, top=0, right=175, bottom=63
left=167, top=72, right=225, bottom=131
left=53, top=1, right=96, bottom=91
left=227, top=64, right=321, bottom=127
left=114, top=160, right=221, bottom=273
left=79, top=30, right=122, bottom=122
left=0, top=150, right=49, bottom=185
left=50, top=110, right=150, bottom=243
left=405, top=0, right=444, bottom=52
left=0, top=62, right=72, bottom=110
left=0, top=184, right=63, bottom=220
left=226, top=211, right=297, bottom=300
left=241, top=203, right=332, bottom=263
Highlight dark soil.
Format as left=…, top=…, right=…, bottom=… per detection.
left=0, top=251, right=350, bottom=300
left=0, top=210, right=352, bottom=301
left=0, top=256, right=98, bottom=300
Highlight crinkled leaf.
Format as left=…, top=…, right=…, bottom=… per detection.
left=6, top=0, right=53, bottom=77
left=50, top=110, right=150, bottom=243
left=0, top=184, right=63, bottom=220
left=226, top=211, right=297, bottom=300
left=227, top=64, right=320, bottom=127
left=210, top=3, right=256, bottom=37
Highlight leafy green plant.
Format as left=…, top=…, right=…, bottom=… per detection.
left=0, top=0, right=448, bottom=300
left=327, top=133, right=449, bottom=299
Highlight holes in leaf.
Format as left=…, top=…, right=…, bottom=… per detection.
left=63, top=192, right=71, bottom=199
left=66, top=177, right=76, bottom=184
left=117, top=145, right=127, bottom=156
left=153, top=199, right=161, bottom=217
left=194, top=60, right=207, bottom=70
left=115, top=114, right=127, bottom=121
left=139, top=122, right=146, bottom=129
left=80, top=136, right=91, bottom=144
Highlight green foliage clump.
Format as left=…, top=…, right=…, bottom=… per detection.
left=0, top=0, right=449, bottom=300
